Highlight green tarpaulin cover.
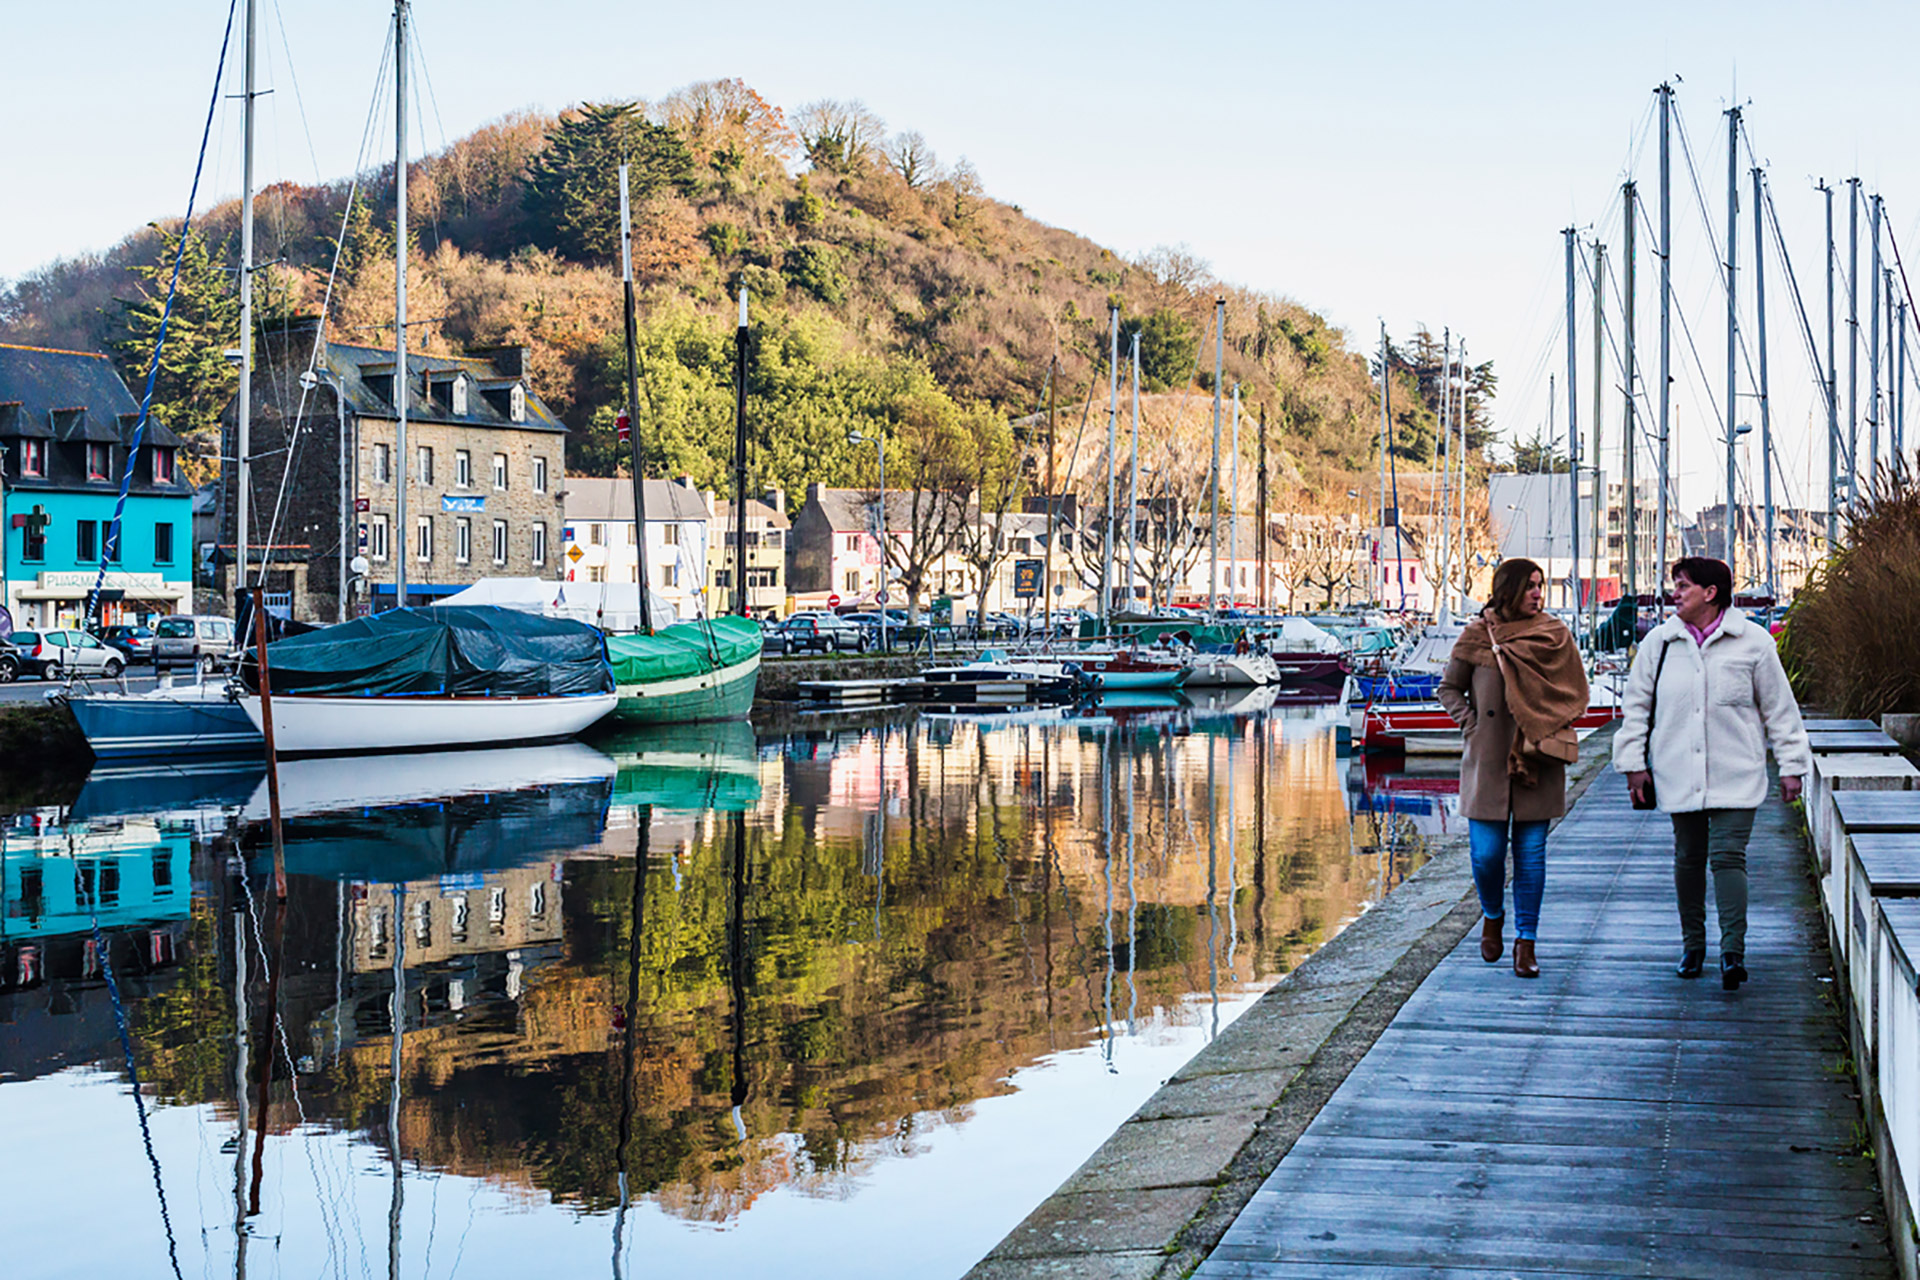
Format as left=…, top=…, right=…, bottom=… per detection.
left=606, top=616, right=762, bottom=686
left=253, top=605, right=613, bottom=698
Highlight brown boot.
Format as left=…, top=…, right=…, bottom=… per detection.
left=1512, top=938, right=1539, bottom=979
left=1480, top=916, right=1503, bottom=963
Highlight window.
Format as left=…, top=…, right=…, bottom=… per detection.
left=452, top=376, right=469, bottom=416
left=455, top=449, right=472, bottom=487
left=370, top=513, right=390, bottom=561
left=417, top=446, right=434, bottom=486
left=372, top=443, right=391, bottom=484
left=748, top=567, right=778, bottom=588
left=151, top=446, right=175, bottom=484
left=21, top=439, right=45, bottom=477
left=589, top=523, right=604, bottom=547
left=843, top=570, right=859, bottom=592
left=843, top=534, right=861, bottom=553
left=86, top=443, right=111, bottom=480
left=491, top=519, right=508, bottom=564
left=661, top=563, right=679, bottom=587
left=588, top=565, right=605, bottom=583
left=509, top=384, right=526, bottom=423
left=492, top=453, right=508, bottom=490
left=531, top=522, right=547, bottom=566
left=416, top=516, right=433, bottom=561
left=764, top=530, right=783, bottom=549
left=154, top=523, right=175, bottom=564
left=663, top=524, right=680, bottom=546
left=532, top=457, right=547, bottom=493
left=456, top=517, right=471, bottom=564
left=76, top=520, right=97, bottom=563
left=714, top=568, right=732, bottom=590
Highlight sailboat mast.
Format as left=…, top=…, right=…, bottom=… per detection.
left=1376, top=323, right=1390, bottom=610
left=1591, top=237, right=1606, bottom=634
left=1822, top=182, right=1837, bottom=549
left=1720, top=106, right=1739, bottom=590
left=1752, top=167, right=1775, bottom=603
left=733, top=288, right=749, bottom=617
left=1436, top=327, right=1453, bottom=621
left=618, top=165, right=653, bottom=632
left=1102, top=304, right=1118, bottom=625
left=1622, top=181, right=1638, bottom=603
left=1256, top=404, right=1268, bottom=612
left=1870, top=195, right=1883, bottom=483
left=1209, top=298, right=1224, bottom=620
left=1043, top=358, right=1055, bottom=638
left=386, top=1, right=411, bottom=610
left=1230, top=383, right=1241, bottom=610
left=1127, top=333, right=1141, bottom=608
left=1563, top=230, right=1579, bottom=615
left=236, top=0, right=256, bottom=605
left=1848, top=178, right=1861, bottom=508
left=1656, top=83, right=1673, bottom=596
left=1454, top=340, right=1469, bottom=614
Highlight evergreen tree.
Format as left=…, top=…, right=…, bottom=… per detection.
left=108, top=224, right=239, bottom=476
left=521, top=103, right=696, bottom=264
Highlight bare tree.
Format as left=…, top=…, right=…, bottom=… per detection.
left=953, top=412, right=1027, bottom=630
left=884, top=131, right=942, bottom=189
left=793, top=99, right=886, bottom=173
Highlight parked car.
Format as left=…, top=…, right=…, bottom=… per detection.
left=971, top=611, right=1023, bottom=640
left=0, top=635, right=24, bottom=683
left=152, top=614, right=235, bottom=667
left=99, top=624, right=158, bottom=664
left=769, top=613, right=865, bottom=654
left=14, top=628, right=126, bottom=679
left=840, top=610, right=909, bottom=649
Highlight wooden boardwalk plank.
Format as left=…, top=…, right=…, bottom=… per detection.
left=1193, top=771, right=1892, bottom=1278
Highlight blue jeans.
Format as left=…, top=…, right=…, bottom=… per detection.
left=1469, top=818, right=1549, bottom=941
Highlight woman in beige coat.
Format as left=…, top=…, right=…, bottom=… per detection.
left=1437, top=559, right=1590, bottom=977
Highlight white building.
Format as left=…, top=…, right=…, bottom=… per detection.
left=561, top=477, right=714, bottom=621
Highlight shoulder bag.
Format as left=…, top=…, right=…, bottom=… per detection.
left=1631, top=637, right=1674, bottom=811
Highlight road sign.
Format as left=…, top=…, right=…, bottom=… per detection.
left=876, top=589, right=890, bottom=605
left=566, top=544, right=584, bottom=563
left=1013, top=558, right=1043, bottom=599
left=827, top=592, right=842, bottom=608
left=354, top=497, right=370, bottom=513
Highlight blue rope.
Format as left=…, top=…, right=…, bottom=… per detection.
left=84, top=0, right=242, bottom=627
left=89, top=911, right=186, bottom=1280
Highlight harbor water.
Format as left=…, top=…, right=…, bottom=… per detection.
left=0, top=691, right=1455, bottom=1278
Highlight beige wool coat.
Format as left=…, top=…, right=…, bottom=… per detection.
left=1437, top=653, right=1570, bottom=823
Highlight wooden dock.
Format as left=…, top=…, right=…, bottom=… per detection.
left=1195, top=770, right=1893, bottom=1278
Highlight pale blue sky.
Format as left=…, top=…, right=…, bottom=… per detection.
left=7, top=1, right=1918, bottom=511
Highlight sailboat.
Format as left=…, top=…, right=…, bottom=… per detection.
left=601, top=168, right=761, bottom=723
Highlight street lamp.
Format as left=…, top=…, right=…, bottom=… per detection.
left=848, top=430, right=887, bottom=652
left=1504, top=503, right=1534, bottom=564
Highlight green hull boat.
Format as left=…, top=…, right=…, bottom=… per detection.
left=605, top=616, right=762, bottom=724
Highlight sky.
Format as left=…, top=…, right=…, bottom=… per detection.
left=7, top=0, right=1920, bottom=519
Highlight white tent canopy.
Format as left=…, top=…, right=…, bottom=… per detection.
left=437, top=577, right=679, bottom=631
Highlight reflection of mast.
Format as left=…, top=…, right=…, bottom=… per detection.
left=727, top=811, right=750, bottom=1141
left=1225, top=721, right=1238, bottom=981
left=1099, top=724, right=1115, bottom=1071
left=1253, top=712, right=1268, bottom=967
left=612, top=805, right=652, bottom=1280
left=1124, top=723, right=1138, bottom=1036
left=231, top=877, right=250, bottom=1280
left=246, top=889, right=285, bottom=1215
left=388, top=884, right=405, bottom=1280
left=1205, top=738, right=1220, bottom=1038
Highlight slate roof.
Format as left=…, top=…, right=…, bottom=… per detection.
left=563, top=476, right=710, bottom=523
left=711, top=495, right=791, bottom=529
left=0, top=343, right=190, bottom=496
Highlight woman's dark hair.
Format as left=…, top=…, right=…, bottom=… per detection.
left=1486, top=558, right=1545, bottom=621
left=1671, top=556, right=1734, bottom=610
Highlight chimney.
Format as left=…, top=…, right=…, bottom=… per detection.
left=763, top=488, right=785, bottom=515
left=469, top=344, right=529, bottom=379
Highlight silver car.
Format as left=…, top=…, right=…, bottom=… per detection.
left=27, top=628, right=126, bottom=679
left=152, top=614, right=235, bottom=668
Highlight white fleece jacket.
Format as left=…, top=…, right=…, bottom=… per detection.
left=1612, top=608, right=1811, bottom=813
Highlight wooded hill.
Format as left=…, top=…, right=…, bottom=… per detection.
left=0, top=80, right=1496, bottom=506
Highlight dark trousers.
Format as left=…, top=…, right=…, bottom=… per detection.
left=1669, top=808, right=1757, bottom=956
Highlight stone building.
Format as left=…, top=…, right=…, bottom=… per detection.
left=218, top=318, right=567, bottom=620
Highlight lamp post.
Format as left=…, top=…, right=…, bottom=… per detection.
left=849, top=430, right=887, bottom=652
left=1504, top=503, right=1534, bottom=565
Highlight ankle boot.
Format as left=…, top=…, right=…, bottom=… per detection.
left=1480, top=916, right=1504, bottom=963
left=1512, top=938, right=1539, bottom=979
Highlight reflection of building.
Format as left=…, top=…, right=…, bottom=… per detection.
left=347, top=864, right=565, bottom=973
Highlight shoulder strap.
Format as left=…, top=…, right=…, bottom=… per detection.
left=1647, top=637, right=1673, bottom=736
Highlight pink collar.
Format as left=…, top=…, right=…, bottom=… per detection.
left=1683, top=610, right=1726, bottom=646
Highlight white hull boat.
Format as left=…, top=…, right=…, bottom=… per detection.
left=1183, top=651, right=1277, bottom=687
left=239, top=692, right=618, bottom=756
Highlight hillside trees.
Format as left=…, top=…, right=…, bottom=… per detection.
left=792, top=99, right=887, bottom=173
left=522, top=103, right=697, bottom=263
left=108, top=224, right=241, bottom=481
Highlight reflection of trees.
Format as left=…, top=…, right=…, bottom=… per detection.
left=130, top=899, right=234, bottom=1107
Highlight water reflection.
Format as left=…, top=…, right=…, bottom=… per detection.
left=0, top=699, right=1442, bottom=1279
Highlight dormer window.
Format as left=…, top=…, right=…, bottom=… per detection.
left=86, top=443, right=112, bottom=480
left=20, top=439, right=45, bottom=476
left=452, top=375, right=469, bottom=416
left=152, top=446, right=175, bottom=484
left=509, top=383, right=525, bottom=423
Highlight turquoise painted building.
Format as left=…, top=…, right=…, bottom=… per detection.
left=0, top=343, right=194, bottom=628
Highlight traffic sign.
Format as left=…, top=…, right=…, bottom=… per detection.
left=354, top=497, right=370, bottom=513
left=827, top=592, right=842, bottom=608
left=876, top=589, right=890, bottom=605
left=566, top=544, right=584, bottom=563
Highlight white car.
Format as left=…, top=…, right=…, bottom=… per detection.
left=24, top=628, right=126, bottom=679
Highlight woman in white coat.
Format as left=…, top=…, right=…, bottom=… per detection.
left=1614, top=557, right=1811, bottom=989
